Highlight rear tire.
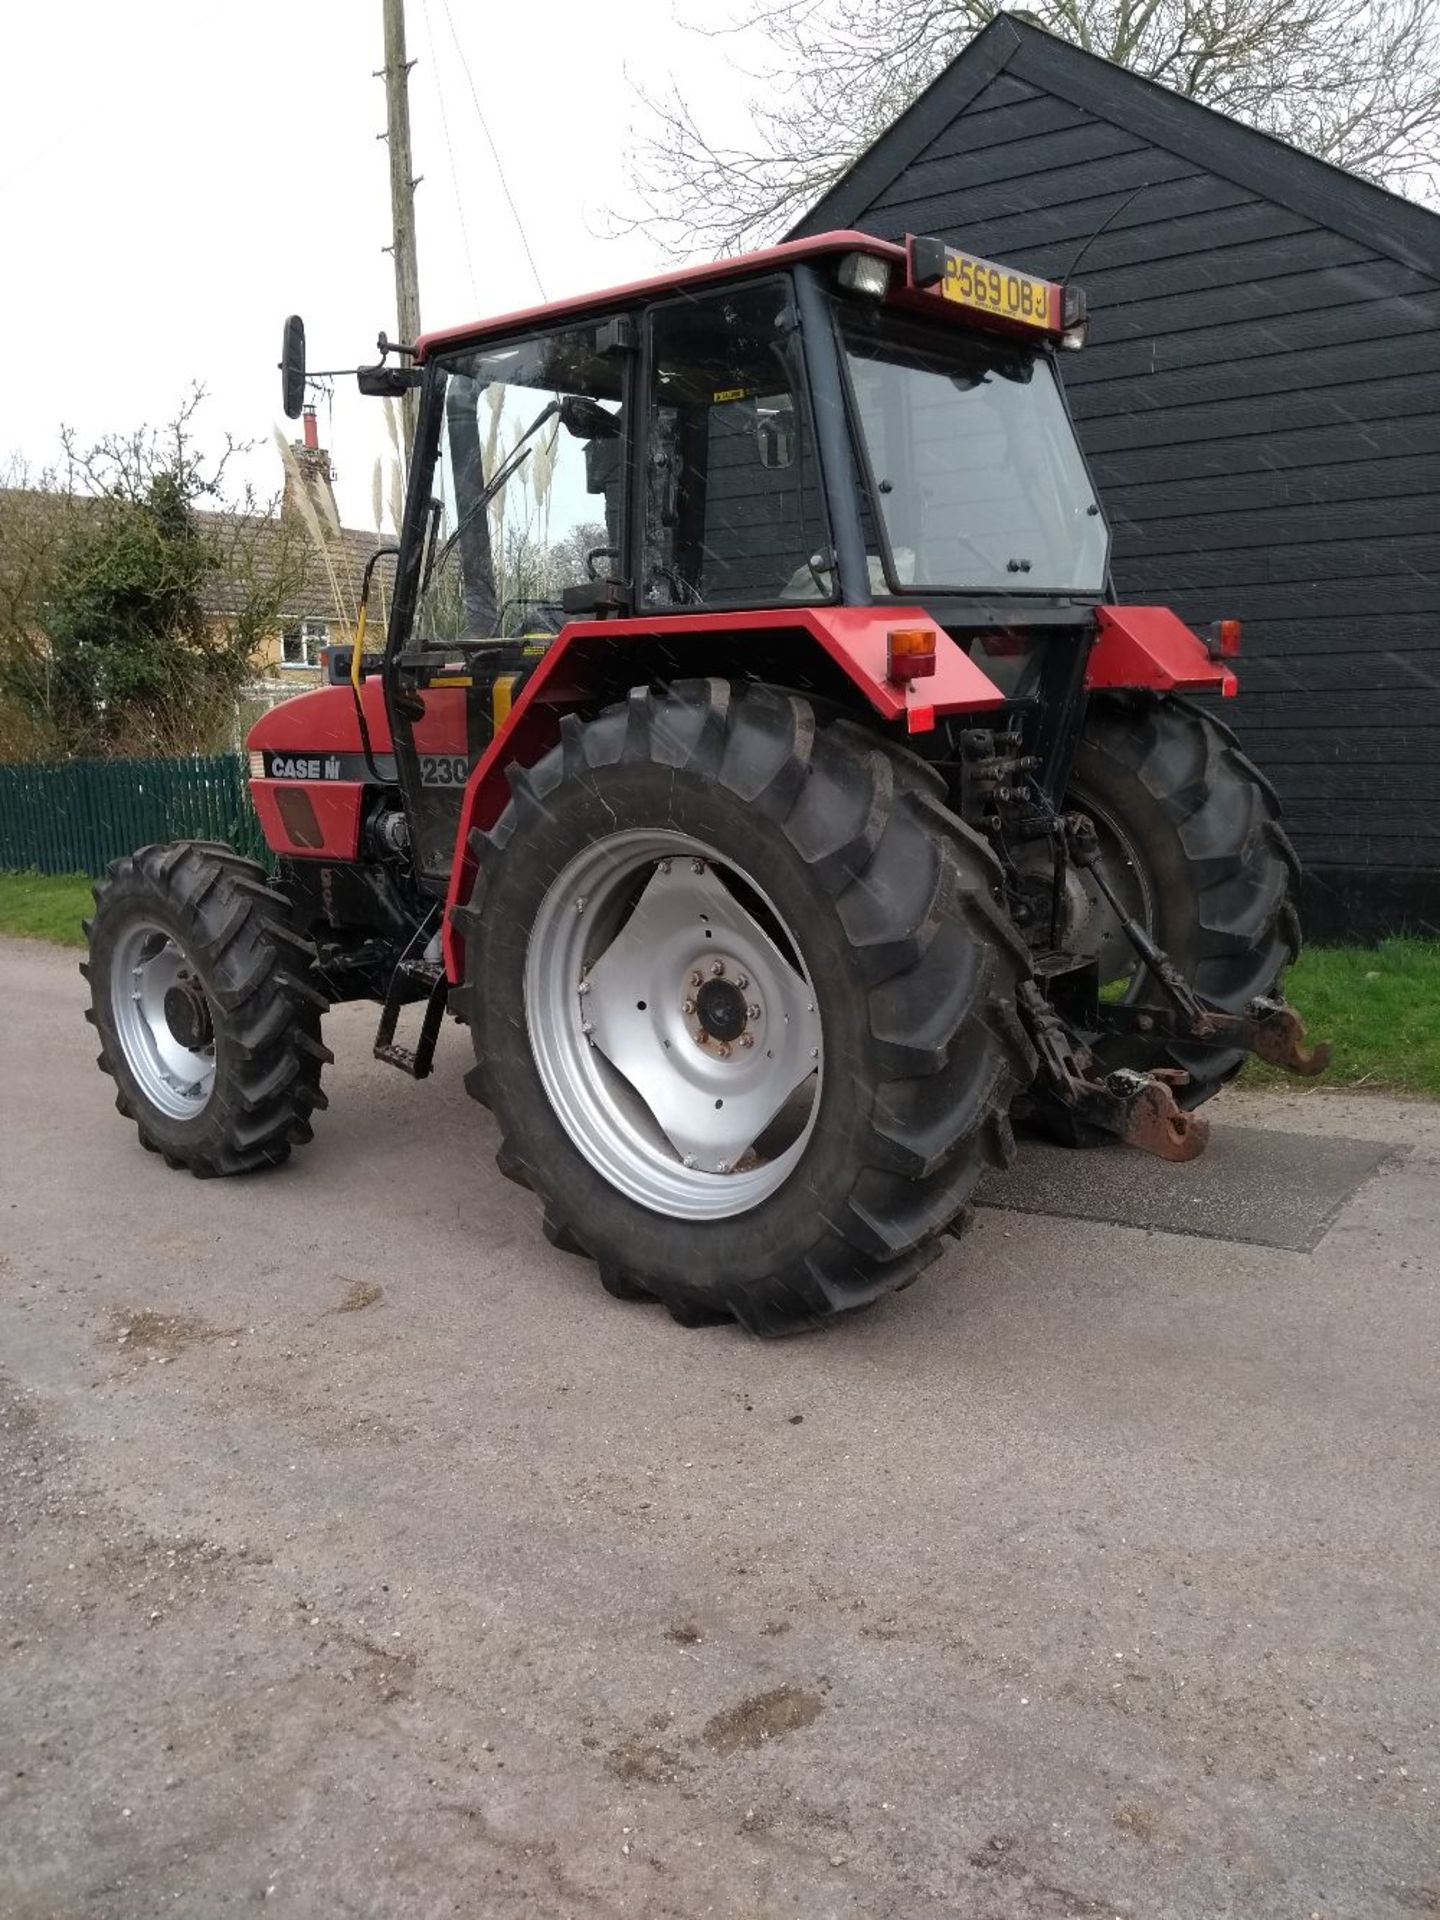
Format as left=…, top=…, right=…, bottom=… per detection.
left=1069, top=692, right=1301, bottom=1105
left=83, top=842, right=331, bottom=1175
left=458, top=681, right=1036, bottom=1334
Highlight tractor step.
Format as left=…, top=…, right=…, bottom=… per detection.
left=373, top=957, right=448, bottom=1080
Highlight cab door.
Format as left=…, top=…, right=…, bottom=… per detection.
left=387, top=318, right=633, bottom=883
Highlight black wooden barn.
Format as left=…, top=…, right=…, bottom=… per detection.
left=792, top=13, right=1440, bottom=938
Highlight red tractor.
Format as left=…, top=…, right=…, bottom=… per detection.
left=83, top=231, right=1326, bottom=1333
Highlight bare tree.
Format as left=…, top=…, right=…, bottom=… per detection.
left=623, top=0, right=1440, bottom=253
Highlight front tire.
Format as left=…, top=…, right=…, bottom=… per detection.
left=458, top=681, right=1035, bottom=1335
left=83, top=842, right=331, bottom=1175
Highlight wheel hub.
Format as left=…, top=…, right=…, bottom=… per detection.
left=163, top=975, right=213, bottom=1051
left=698, top=967, right=756, bottom=1044
left=525, top=830, right=823, bottom=1219
left=109, top=922, right=217, bottom=1120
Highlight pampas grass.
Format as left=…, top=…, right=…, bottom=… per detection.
left=388, top=460, right=405, bottom=541
left=274, top=428, right=356, bottom=629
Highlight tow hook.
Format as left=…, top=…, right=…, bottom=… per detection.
left=1247, top=997, right=1332, bottom=1076
left=1017, top=984, right=1211, bottom=1161
left=1100, top=1068, right=1209, bottom=1162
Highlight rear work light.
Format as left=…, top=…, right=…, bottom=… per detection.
left=887, top=627, right=936, bottom=682
left=1060, top=284, right=1089, bottom=351
left=1206, top=618, right=1242, bottom=659
left=837, top=251, right=891, bottom=299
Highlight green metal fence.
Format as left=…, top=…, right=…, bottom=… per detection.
left=0, top=756, right=267, bottom=877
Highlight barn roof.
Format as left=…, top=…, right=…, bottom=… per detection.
left=791, top=12, right=1440, bottom=278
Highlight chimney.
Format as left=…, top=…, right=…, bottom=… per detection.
left=284, top=406, right=341, bottom=530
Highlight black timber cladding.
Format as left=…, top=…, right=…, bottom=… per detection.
left=793, top=14, right=1440, bottom=933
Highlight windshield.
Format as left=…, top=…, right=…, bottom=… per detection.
left=424, top=324, right=625, bottom=641
left=840, top=316, right=1107, bottom=596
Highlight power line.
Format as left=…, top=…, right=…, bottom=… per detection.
left=439, top=0, right=548, bottom=302
left=419, top=0, right=480, bottom=310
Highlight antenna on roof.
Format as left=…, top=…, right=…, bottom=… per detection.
left=1060, top=182, right=1148, bottom=288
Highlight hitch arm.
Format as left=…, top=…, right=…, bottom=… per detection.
left=1016, top=982, right=1210, bottom=1162
left=1065, top=812, right=1211, bottom=1028
left=1101, top=996, right=1331, bottom=1077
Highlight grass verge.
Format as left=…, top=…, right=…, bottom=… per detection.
left=0, top=871, right=1435, bottom=1097
left=1244, top=937, right=1440, bottom=1101
left=0, top=870, right=93, bottom=948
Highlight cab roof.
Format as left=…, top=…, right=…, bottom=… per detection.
left=413, top=231, right=908, bottom=363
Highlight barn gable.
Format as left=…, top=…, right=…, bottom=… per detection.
left=792, top=15, right=1440, bottom=935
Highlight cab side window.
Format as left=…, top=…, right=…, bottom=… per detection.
left=643, top=280, right=832, bottom=609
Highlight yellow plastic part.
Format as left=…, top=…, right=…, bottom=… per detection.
left=350, top=602, right=368, bottom=696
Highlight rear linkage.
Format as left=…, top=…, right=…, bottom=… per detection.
left=1014, top=811, right=1329, bottom=1162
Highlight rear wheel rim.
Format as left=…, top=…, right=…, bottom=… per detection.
left=110, top=921, right=216, bottom=1121
left=524, top=829, right=823, bottom=1221
left=1065, top=791, right=1157, bottom=993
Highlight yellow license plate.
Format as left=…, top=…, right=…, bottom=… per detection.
left=939, top=249, right=1058, bottom=330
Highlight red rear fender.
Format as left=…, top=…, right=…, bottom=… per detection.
left=1086, top=605, right=1237, bottom=697
left=439, top=605, right=1006, bottom=979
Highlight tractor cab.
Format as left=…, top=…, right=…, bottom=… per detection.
left=272, top=232, right=1110, bottom=889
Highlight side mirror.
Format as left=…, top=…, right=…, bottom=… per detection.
left=558, top=394, right=620, bottom=440
left=280, top=316, right=306, bottom=420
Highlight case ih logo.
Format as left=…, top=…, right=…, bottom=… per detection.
left=265, top=754, right=347, bottom=781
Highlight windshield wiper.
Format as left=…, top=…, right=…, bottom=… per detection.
left=430, top=399, right=557, bottom=579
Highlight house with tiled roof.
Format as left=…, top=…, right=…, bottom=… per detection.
left=0, top=409, right=388, bottom=699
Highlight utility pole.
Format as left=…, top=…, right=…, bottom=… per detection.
left=380, top=0, right=422, bottom=445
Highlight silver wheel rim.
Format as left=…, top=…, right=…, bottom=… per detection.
left=110, top=921, right=216, bottom=1121
left=1078, top=796, right=1158, bottom=995
left=525, top=830, right=823, bottom=1221
left=1020, top=790, right=1155, bottom=992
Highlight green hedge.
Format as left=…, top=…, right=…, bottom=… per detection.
left=0, top=756, right=266, bottom=877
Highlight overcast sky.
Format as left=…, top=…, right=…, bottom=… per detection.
left=2, top=0, right=762, bottom=525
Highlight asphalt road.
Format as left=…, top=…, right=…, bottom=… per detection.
left=2, top=933, right=1437, bottom=1920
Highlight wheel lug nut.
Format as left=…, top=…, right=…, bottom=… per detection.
left=709, top=959, right=724, bottom=977
left=680, top=998, right=695, bottom=1015
left=735, top=974, right=748, bottom=989
left=691, top=860, right=705, bottom=875
left=738, top=1034, right=754, bottom=1049
left=688, top=970, right=702, bottom=987
left=715, top=1043, right=731, bottom=1059
left=747, top=1003, right=761, bottom=1020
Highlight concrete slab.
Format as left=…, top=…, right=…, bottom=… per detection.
left=980, top=1124, right=1402, bottom=1250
